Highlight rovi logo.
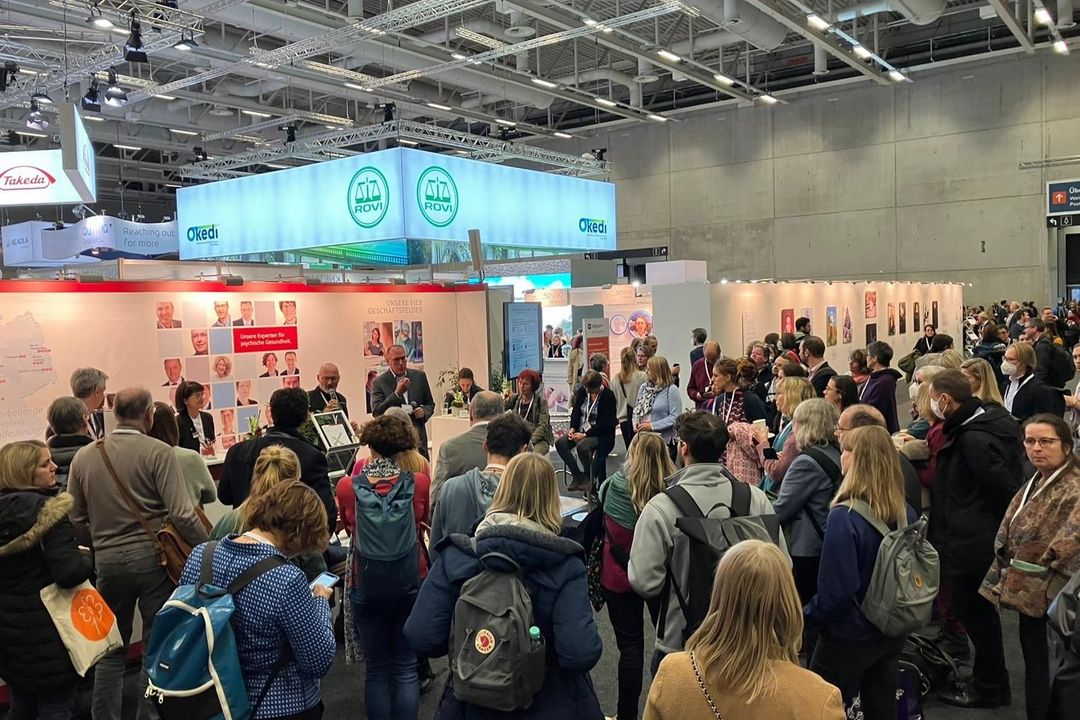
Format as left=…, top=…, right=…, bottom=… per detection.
left=348, top=166, right=390, bottom=228
left=416, top=166, right=459, bottom=227
left=0, top=165, right=56, bottom=191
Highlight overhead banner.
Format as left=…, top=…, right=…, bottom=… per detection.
left=0, top=106, right=97, bottom=207
left=41, top=216, right=179, bottom=259
left=177, top=147, right=616, bottom=259
left=59, top=104, right=97, bottom=203
left=1, top=221, right=100, bottom=267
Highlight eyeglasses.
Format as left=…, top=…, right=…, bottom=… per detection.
left=1023, top=437, right=1061, bottom=448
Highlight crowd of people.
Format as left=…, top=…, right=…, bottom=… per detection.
left=3, top=313, right=1080, bottom=720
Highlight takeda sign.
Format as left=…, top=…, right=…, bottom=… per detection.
left=0, top=150, right=87, bottom=207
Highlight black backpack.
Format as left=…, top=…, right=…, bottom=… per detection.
left=663, top=477, right=782, bottom=644
left=1045, top=340, right=1077, bottom=388
left=800, top=446, right=842, bottom=540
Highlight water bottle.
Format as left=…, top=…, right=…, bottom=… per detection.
left=529, top=626, right=543, bottom=651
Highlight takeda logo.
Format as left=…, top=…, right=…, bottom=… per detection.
left=0, top=165, right=56, bottom=191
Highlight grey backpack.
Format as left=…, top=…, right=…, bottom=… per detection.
left=843, top=499, right=939, bottom=637
left=450, top=546, right=546, bottom=711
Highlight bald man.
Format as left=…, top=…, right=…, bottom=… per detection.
left=308, top=362, right=350, bottom=417
left=687, top=340, right=722, bottom=408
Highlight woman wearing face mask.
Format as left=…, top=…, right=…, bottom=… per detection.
left=1000, top=342, right=1065, bottom=422
left=981, top=415, right=1080, bottom=720
left=904, top=366, right=946, bottom=440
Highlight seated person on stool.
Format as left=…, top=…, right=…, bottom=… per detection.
left=556, top=370, right=617, bottom=494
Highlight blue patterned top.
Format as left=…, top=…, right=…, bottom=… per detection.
left=180, top=537, right=336, bottom=719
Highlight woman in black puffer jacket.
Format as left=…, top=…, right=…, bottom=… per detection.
left=0, top=440, right=92, bottom=720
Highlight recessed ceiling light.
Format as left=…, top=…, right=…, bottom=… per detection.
left=594, top=97, right=617, bottom=107
left=531, top=77, right=558, bottom=89
left=241, top=109, right=272, bottom=118
left=656, top=49, right=682, bottom=62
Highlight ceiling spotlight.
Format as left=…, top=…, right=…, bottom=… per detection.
left=378, top=102, right=396, bottom=123
left=280, top=124, right=297, bottom=143
left=1054, top=39, right=1070, bottom=54
left=26, top=99, right=49, bottom=131
left=173, top=35, right=197, bottom=51
left=497, top=127, right=511, bottom=140
left=192, top=146, right=208, bottom=162
left=81, top=77, right=101, bottom=112
left=124, top=11, right=148, bottom=63
left=4, top=130, right=18, bottom=145
left=31, top=92, right=52, bottom=105
left=104, top=68, right=127, bottom=107
left=590, top=147, right=607, bottom=161
left=1035, top=7, right=1053, bottom=24
left=852, top=44, right=873, bottom=59
left=807, top=13, right=832, bottom=31
left=86, top=2, right=113, bottom=29
left=0, top=61, right=19, bottom=92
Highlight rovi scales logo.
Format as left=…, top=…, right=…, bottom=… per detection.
left=348, top=166, right=390, bottom=228
left=416, top=166, right=459, bottom=227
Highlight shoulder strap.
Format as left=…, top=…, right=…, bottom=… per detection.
left=803, top=446, right=842, bottom=486
left=226, top=555, right=288, bottom=595
left=730, top=478, right=751, bottom=517
left=478, top=551, right=521, bottom=574
left=199, top=541, right=219, bottom=588
left=665, top=484, right=704, bottom=519
left=96, top=440, right=162, bottom=551
left=840, top=499, right=894, bottom=537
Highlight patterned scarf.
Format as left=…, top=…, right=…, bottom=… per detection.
left=634, top=381, right=663, bottom=426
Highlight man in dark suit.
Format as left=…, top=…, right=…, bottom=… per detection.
left=689, top=327, right=707, bottom=370
left=217, top=387, right=336, bottom=534
left=308, top=362, right=349, bottom=416
left=431, top=391, right=504, bottom=506
left=233, top=300, right=256, bottom=326
left=161, top=358, right=184, bottom=388
left=801, top=336, right=836, bottom=397
left=370, top=344, right=436, bottom=458
left=555, top=371, right=617, bottom=494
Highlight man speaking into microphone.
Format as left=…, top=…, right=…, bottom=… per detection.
left=308, top=362, right=350, bottom=416
left=370, top=344, right=436, bottom=458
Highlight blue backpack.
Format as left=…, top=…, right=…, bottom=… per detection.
left=144, top=542, right=287, bottom=720
left=352, top=469, right=419, bottom=602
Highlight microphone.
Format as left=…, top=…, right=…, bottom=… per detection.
left=329, top=389, right=339, bottom=403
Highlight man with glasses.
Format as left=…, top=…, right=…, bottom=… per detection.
left=836, top=404, right=923, bottom=514
left=928, top=369, right=1022, bottom=709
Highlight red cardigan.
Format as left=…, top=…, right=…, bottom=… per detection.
left=336, top=457, right=431, bottom=578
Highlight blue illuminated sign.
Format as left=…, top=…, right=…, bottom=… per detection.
left=177, top=147, right=616, bottom=259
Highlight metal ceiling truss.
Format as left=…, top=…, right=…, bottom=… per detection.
left=177, top=119, right=609, bottom=179
left=364, top=0, right=689, bottom=89
left=0, top=0, right=259, bottom=111
left=128, top=0, right=493, bottom=102
left=49, top=0, right=203, bottom=35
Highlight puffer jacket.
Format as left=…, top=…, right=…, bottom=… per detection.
left=0, top=489, right=92, bottom=693
left=46, top=434, right=93, bottom=490
left=931, top=399, right=1023, bottom=576
left=404, top=514, right=604, bottom=720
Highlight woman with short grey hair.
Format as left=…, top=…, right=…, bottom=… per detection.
left=772, top=398, right=842, bottom=630
left=45, top=396, right=92, bottom=489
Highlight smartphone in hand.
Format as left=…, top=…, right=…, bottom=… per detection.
left=309, top=571, right=340, bottom=590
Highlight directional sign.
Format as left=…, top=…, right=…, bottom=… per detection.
left=1047, top=214, right=1080, bottom=228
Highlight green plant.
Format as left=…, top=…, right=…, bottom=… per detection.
left=298, top=416, right=321, bottom=448
left=489, top=364, right=506, bottom=395
left=450, top=389, right=466, bottom=409
left=437, top=365, right=460, bottom=398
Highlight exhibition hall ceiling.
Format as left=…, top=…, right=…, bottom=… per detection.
left=0, top=0, right=1075, bottom=208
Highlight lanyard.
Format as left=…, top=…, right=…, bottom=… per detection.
left=1012, top=463, right=1070, bottom=522
left=582, top=394, right=598, bottom=427
left=190, top=413, right=206, bottom=445
left=517, top=395, right=535, bottom=421
left=712, top=392, right=736, bottom=424
left=242, top=530, right=279, bottom=550
left=858, top=377, right=870, bottom=401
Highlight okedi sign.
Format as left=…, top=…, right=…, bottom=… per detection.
left=177, top=147, right=616, bottom=259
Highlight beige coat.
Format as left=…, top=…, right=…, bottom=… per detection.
left=644, top=653, right=844, bottom=720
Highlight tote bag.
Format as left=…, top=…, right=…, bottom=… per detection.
left=40, top=580, right=123, bottom=676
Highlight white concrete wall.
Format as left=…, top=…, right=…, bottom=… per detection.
left=559, top=54, right=1080, bottom=304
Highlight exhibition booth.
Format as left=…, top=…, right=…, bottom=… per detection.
left=0, top=279, right=490, bottom=449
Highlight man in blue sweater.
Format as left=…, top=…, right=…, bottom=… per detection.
left=859, top=341, right=903, bottom=433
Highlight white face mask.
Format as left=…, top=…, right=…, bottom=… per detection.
left=1001, top=360, right=1018, bottom=378
left=908, top=382, right=920, bottom=401
left=930, top=395, right=946, bottom=420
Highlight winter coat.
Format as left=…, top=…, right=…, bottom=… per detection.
left=973, top=340, right=1007, bottom=385
left=930, top=399, right=1023, bottom=577
left=773, top=444, right=842, bottom=558
left=1002, top=372, right=1066, bottom=422
left=0, top=490, right=92, bottom=693
left=429, top=468, right=501, bottom=551
left=859, top=368, right=903, bottom=433
left=981, top=463, right=1080, bottom=618
left=404, top=515, right=604, bottom=720
left=46, top=434, right=92, bottom=489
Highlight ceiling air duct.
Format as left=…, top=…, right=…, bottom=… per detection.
left=685, top=0, right=787, bottom=52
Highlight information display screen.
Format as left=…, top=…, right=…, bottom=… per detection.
left=503, top=302, right=542, bottom=380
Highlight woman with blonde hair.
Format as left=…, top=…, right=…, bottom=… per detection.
left=756, top=377, right=817, bottom=491
left=0, top=440, right=93, bottom=720
left=633, top=356, right=683, bottom=460
left=643, top=540, right=844, bottom=720
left=806, top=425, right=917, bottom=719
left=961, top=357, right=1004, bottom=406
left=611, top=345, right=646, bottom=450
left=597, top=432, right=675, bottom=720
left=405, top=453, right=604, bottom=720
